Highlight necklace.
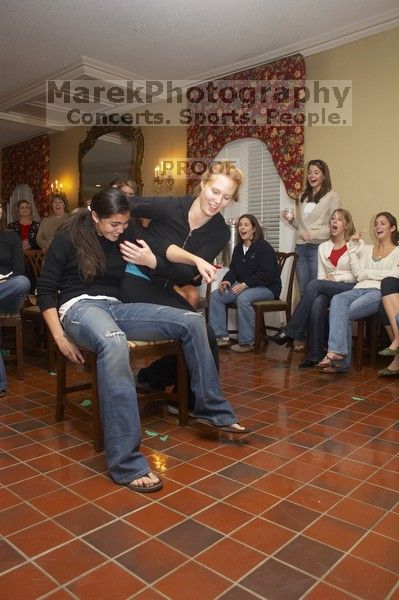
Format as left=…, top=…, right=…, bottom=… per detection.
left=372, top=245, right=395, bottom=261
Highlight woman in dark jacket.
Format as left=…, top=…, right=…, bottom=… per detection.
left=208, top=214, right=281, bottom=352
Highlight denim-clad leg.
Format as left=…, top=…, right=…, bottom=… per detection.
left=62, top=300, right=150, bottom=484
left=286, top=280, right=354, bottom=342
left=0, top=276, right=30, bottom=313
left=295, top=244, right=319, bottom=296
left=328, top=288, right=382, bottom=370
left=236, top=287, right=274, bottom=344
left=307, top=294, right=330, bottom=362
left=109, top=301, right=237, bottom=425
left=209, top=284, right=274, bottom=344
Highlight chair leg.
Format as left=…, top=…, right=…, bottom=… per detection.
left=89, top=353, right=104, bottom=452
left=176, top=349, right=188, bottom=426
left=15, top=320, right=24, bottom=380
left=254, top=308, right=264, bottom=355
left=47, top=329, right=57, bottom=373
left=370, top=315, right=380, bottom=370
left=55, top=350, right=66, bottom=421
left=355, top=319, right=365, bottom=371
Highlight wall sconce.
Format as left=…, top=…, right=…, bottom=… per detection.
left=50, top=180, right=66, bottom=197
left=153, top=162, right=174, bottom=193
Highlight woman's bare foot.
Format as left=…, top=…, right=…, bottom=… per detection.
left=126, top=472, right=163, bottom=493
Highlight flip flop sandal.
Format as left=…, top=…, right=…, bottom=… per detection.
left=196, top=418, right=251, bottom=434
left=378, top=347, right=399, bottom=356
left=124, top=474, right=163, bottom=493
left=320, top=366, right=348, bottom=374
left=317, top=355, right=344, bottom=370
left=378, top=368, right=399, bottom=377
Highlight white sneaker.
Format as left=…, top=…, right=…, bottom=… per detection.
left=217, top=336, right=230, bottom=348
left=167, top=404, right=195, bottom=418
left=230, top=343, right=255, bottom=353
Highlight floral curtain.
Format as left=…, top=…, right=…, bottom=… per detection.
left=1, top=134, right=50, bottom=217
left=186, top=54, right=305, bottom=199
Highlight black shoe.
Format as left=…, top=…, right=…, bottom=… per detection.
left=298, top=358, right=318, bottom=369
left=269, top=329, right=294, bottom=346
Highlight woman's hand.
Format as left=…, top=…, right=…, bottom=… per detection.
left=54, top=334, right=85, bottom=364
left=231, top=282, right=247, bottom=294
left=219, top=280, right=231, bottom=293
left=300, top=230, right=311, bottom=241
left=325, top=274, right=336, bottom=281
left=120, top=239, right=157, bottom=269
left=193, top=257, right=217, bottom=283
left=350, top=231, right=364, bottom=242
left=282, top=208, right=294, bottom=223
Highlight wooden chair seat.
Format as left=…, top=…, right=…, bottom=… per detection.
left=55, top=337, right=188, bottom=451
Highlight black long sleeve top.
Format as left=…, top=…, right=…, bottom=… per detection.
left=223, top=239, right=282, bottom=299
left=130, top=195, right=230, bottom=286
left=0, top=230, right=25, bottom=276
left=37, top=223, right=169, bottom=311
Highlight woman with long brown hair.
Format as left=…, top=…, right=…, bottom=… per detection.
left=38, top=188, right=249, bottom=494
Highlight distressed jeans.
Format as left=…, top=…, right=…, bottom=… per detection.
left=328, top=288, right=382, bottom=370
left=209, top=284, right=274, bottom=345
left=62, top=299, right=238, bottom=484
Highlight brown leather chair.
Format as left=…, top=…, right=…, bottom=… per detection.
left=55, top=338, right=188, bottom=451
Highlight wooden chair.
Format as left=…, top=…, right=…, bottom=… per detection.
left=55, top=338, right=188, bottom=451
left=245, top=251, right=298, bottom=354
left=353, top=313, right=380, bottom=370
left=0, top=313, right=24, bottom=379
left=21, top=250, right=56, bottom=372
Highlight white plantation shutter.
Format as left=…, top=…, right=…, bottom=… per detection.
left=215, top=138, right=281, bottom=249
left=246, top=140, right=280, bottom=250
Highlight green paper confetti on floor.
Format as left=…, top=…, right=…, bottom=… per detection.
left=145, top=430, right=158, bottom=437
left=351, top=396, right=365, bottom=401
left=160, top=435, right=168, bottom=441
left=80, top=399, right=92, bottom=408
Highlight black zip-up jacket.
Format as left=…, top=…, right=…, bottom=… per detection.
left=224, top=239, right=282, bottom=298
left=130, top=195, right=230, bottom=286
left=0, top=230, right=25, bottom=276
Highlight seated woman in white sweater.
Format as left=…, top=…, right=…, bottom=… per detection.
left=318, top=211, right=399, bottom=373
left=270, top=209, right=357, bottom=367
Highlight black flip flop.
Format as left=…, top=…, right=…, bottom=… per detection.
left=196, top=418, right=251, bottom=434
left=124, top=474, right=163, bottom=493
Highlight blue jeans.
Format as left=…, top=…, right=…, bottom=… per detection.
left=62, top=299, right=238, bottom=484
left=209, top=284, right=274, bottom=345
left=295, top=244, right=319, bottom=295
left=328, top=288, right=382, bottom=369
left=0, top=275, right=30, bottom=313
left=286, top=280, right=354, bottom=358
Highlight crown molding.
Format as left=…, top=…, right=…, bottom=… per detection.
left=184, top=8, right=399, bottom=84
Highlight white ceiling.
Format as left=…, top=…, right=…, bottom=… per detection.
left=0, top=0, right=398, bottom=148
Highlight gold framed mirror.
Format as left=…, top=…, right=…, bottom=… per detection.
left=78, top=125, right=144, bottom=205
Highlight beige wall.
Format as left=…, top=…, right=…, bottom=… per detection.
left=305, top=28, right=399, bottom=239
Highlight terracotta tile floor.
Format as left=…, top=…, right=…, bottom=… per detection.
left=1, top=346, right=399, bottom=600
